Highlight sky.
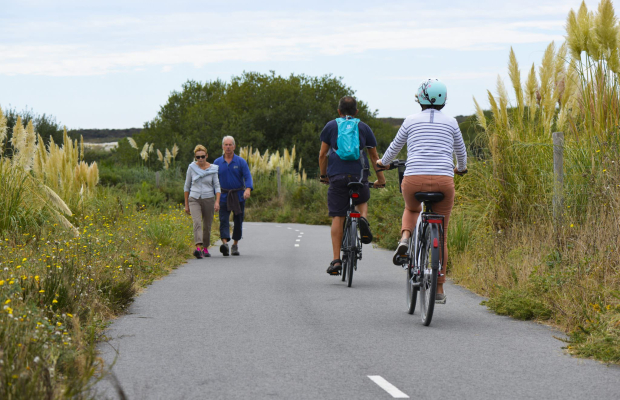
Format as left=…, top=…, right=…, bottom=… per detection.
left=0, top=0, right=602, bottom=129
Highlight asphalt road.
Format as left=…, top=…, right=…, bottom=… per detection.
left=95, top=222, right=619, bottom=400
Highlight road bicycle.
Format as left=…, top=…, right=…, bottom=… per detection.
left=340, top=167, right=374, bottom=288
left=383, top=160, right=466, bottom=326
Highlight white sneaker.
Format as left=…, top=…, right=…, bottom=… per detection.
left=435, top=293, right=447, bottom=304
left=392, top=240, right=408, bottom=265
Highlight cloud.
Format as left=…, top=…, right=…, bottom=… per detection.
left=0, top=1, right=574, bottom=77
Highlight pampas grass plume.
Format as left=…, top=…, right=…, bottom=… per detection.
left=508, top=47, right=524, bottom=119
left=594, top=0, right=618, bottom=54
left=473, top=97, right=487, bottom=130
left=566, top=9, right=583, bottom=59
left=127, top=137, right=138, bottom=150
left=0, top=106, right=7, bottom=144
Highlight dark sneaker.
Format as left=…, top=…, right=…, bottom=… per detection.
left=392, top=240, right=408, bottom=265
left=359, top=217, right=373, bottom=244
left=220, top=242, right=229, bottom=256
left=193, top=249, right=203, bottom=259
left=231, top=244, right=240, bottom=256
left=435, top=293, right=447, bottom=304
left=203, top=249, right=211, bottom=257
left=326, top=259, right=342, bottom=275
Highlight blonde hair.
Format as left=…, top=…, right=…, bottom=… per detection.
left=194, top=145, right=208, bottom=155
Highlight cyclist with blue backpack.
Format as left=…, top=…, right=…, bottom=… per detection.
left=319, top=96, right=386, bottom=275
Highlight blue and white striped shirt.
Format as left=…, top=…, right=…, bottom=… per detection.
left=381, top=109, right=467, bottom=177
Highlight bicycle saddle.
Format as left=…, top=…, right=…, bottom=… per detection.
left=347, top=182, right=365, bottom=190
left=415, top=192, right=444, bottom=203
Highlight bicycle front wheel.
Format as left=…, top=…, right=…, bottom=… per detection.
left=419, top=226, right=439, bottom=326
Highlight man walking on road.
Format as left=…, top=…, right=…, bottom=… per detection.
left=214, top=136, right=253, bottom=256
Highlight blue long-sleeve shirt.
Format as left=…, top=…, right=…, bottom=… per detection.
left=213, top=154, right=254, bottom=203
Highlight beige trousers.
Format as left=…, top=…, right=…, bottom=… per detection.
left=401, top=175, right=455, bottom=284
left=188, top=197, right=215, bottom=246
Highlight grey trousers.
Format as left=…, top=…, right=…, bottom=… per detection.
left=188, top=197, right=215, bottom=246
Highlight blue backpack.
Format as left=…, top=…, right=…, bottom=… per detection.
left=335, top=117, right=361, bottom=161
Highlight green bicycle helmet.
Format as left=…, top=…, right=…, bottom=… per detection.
left=416, top=78, right=447, bottom=106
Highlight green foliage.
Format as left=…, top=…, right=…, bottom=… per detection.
left=0, top=187, right=195, bottom=398
left=482, top=288, right=552, bottom=320
left=568, top=300, right=620, bottom=364
left=135, top=182, right=166, bottom=207
left=136, top=72, right=397, bottom=172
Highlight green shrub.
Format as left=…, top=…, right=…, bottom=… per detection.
left=483, top=288, right=552, bottom=320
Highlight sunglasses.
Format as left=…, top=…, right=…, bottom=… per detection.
left=195, top=155, right=206, bottom=159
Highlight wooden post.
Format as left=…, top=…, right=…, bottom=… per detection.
left=276, top=167, right=281, bottom=197
left=155, top=171, right=160, bottom=188
left=553, top=132, right=564, bottom=240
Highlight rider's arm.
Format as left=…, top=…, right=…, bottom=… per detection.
left=367, top=147, right=385, bottom=184
left=452, top=125, right=468, bottom=172
left=380, top=123, right=408, bottom=165
left=319, top=142, right=330, bottom=179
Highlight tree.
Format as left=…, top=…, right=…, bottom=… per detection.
left=136, top=72, right=397, bottom=173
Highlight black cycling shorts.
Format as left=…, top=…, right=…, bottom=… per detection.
left=327, top=174, right=370, bottom=217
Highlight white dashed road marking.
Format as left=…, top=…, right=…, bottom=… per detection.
left=368, top=376, right=409, bottom=399
left=295, top=244, right=300, bottom=247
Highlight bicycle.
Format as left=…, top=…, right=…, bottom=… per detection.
left=383, top=160, right=466, bottom=326
left=340, top=167, right=375, bottom=288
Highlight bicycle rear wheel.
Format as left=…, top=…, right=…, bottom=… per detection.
left=341, top=220, right=349, bottom=282
left=406, top=235, right=417, bottom=314
left=419, top=226, right=439, bottom=326
left=346, top=220, right=357, bottom=287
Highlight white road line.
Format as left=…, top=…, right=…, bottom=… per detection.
left=287, top=228, right=292, bottom=230
left=368, top=376, right=409, bottom=399
left=295, top=229, right=299, bottom=231
left=294, top=244, right=300, bottom=247
left=300, top=232, right=304, bottom=234
left=296, top=239, right=301, bottom=242
left=297, top=235, right=302, bottom=238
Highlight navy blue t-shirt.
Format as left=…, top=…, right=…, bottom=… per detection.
left=320, top=119, right=377, bottom=178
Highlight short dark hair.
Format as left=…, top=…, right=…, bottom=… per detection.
left=421, top=104, right=445, bottom=111
left=338, top=96, right=357, bottom=116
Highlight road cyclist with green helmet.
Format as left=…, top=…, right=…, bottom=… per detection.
left=376, top=78, right=467, bottom=314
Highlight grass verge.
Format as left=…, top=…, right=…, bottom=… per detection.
left=0, top=187, right=200, bottom=398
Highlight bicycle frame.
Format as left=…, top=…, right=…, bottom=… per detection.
left=410, top=205, right=444, bottom=281
left=340, top=166, right=369, bottom=286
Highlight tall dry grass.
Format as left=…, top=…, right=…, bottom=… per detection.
left=0, top=106, right=100, bottom=235
left=455, top=0, right=620, bottom=362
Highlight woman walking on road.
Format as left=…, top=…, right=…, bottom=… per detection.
left=377, top=79, right=467, bottom=304
left=184, top=145, right=221, bottom=259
